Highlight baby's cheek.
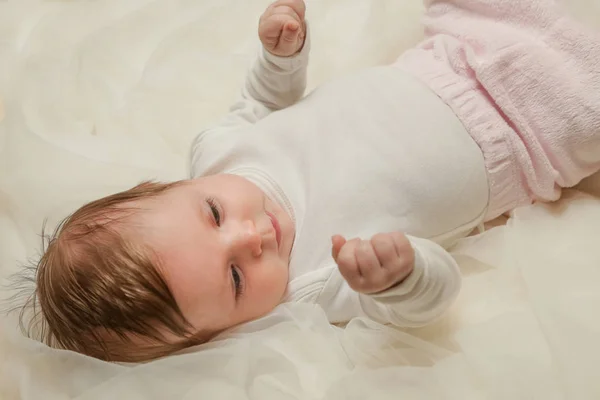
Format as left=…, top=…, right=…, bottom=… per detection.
left=256, top=261, right=288, bottom=304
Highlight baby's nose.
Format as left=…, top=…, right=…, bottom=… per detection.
left=231, top=220, right=262, bottom=257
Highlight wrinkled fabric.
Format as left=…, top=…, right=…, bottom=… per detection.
left=1, top=1, right=600, bottom=399
left=396, top=0, right=600, bottom=220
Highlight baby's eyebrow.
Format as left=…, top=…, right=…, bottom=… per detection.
left=198, top=198, right=212, bottom=225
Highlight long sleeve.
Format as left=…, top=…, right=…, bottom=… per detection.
left=242, top=32, right=310, bottom=112
left=204, top=27, right=310, bottom=131
left=190, top=29, right=310, bottom=175
left=322, top=235, right=462, bottom=328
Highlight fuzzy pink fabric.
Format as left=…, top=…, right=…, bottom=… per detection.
left=395, top=0, right=600, bottom=220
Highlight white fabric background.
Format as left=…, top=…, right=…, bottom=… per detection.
left=1, top=1, right=600, bottom=399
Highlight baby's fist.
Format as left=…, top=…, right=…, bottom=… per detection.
left=259, top=0, right=306, bottom=57
left=332, top=232, right=415, bottom=294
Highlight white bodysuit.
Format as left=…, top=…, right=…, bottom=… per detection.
left=190, top=35, right=490, bottom=327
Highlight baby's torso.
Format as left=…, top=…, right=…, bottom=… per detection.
left=191, top=66, right=488, bottom=298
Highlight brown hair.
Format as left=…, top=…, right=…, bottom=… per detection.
left=14, top=181, right=211, bottom=362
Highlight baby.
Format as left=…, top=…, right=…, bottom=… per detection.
left=19, top=0, right=600, bottom=362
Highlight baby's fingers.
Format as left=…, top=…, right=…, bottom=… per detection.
left=266, top=0, right=306, bottom=21
left=331, top=235, right=346, bottom=261
left=355, top=241, right=392, bottom=294
left=259, top=14, right=302, bottom=51
left=281, top=21, right=301, bottom=43
left=334, top=238, right=362, bottom=287
left=355, top=241, right=381, bottom=279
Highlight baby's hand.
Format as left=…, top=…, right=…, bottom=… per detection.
left=259, top=0, right=306, bottom=57
left=331, top=232, right=415, bottom=294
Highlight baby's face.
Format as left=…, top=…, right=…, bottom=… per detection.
left=140, top=175, right=295, bottom=336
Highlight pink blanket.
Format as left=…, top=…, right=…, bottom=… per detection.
left=396, top=0, right=600, bottom=219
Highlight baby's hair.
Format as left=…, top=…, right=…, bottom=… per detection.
left=10, top=181, right=211, bottom=362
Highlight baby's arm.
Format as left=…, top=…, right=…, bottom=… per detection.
left=215, top=0, right=309, bottom=128
left=330, top=232, right=461, bottom=327
left=251, top=0, right=308, bottom=110
left=190, top=1, right=308, bottom=173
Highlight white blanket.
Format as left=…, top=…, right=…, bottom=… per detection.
left=1, top=1, right=600, bottom=399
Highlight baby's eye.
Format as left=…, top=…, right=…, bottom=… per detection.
left=207, top=198, right=221, bottom=226
left=231, top=265, right=244, bottom=298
